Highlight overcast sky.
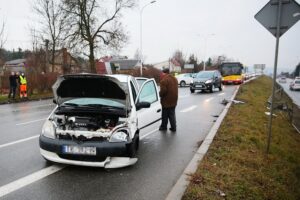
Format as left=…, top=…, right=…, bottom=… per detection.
left=0, top=0, right=300, bottom=72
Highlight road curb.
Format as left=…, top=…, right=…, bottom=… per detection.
left=165, top=86, right=240, bottom=200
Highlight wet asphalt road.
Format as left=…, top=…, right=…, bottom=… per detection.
left=277, top=78, right=300, bottom=106
left=0, top=85, right=237, bottom=200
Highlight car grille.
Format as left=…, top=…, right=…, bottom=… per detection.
left=58, top=134, right=108, bottom=142
left=58, top=154, right=107, bottom=162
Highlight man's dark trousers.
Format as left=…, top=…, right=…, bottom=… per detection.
left=160, top=107, right=176, bottom=130
left=8, top=86, right=16, bottom=99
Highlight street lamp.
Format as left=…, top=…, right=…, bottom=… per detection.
left=202, top=34, right=215, bottom=71
left=140, top=0, right=156, bottom=76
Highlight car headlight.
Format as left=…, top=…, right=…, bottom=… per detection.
left=205, top=79, right=212, bottom=84
left=109, top=129, right=129, bottom=143
left=42, top=120, right=56, bottom=139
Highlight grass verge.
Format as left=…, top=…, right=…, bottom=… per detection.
left=182, top=76, right=300, bottom=200
left=0, top=92, right=53, bottom=104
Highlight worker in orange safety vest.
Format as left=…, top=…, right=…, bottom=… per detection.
left=19, top=73, right=27, bottom=98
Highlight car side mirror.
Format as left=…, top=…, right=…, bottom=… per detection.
left=53, top=99, right=57, bottom=104
left=136, top=101, right=151, bottom=110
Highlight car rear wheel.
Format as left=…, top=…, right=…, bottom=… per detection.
left=180, top=81, right=186, bottom=87
left=190, top=89, right=195, bottom=93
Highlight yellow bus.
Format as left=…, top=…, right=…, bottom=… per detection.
left=220, top=62, right=244, bottom=84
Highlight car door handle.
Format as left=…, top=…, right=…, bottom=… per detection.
left=157, top=109, right=161, bottom=113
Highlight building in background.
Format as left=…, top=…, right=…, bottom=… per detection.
left=153, top=58, right=181, bottom=72
left=96, top=56, right=140, bottom=74
left=1, top=59, right=26, bottom=74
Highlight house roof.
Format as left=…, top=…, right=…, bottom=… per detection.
left=4, top=59, right=26, bottom=66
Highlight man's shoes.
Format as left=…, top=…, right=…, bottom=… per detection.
left=159, top=127, right=167, bottom=131
left=169, top=128, right=176, bottom=132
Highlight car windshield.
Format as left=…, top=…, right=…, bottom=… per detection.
left=62, top=98, right=125, bottom=108
left=196, top=71, right=214, bottom=79
left=221, top=64, right=242, bottom=76
left=295, top=80, right=300, bottom=84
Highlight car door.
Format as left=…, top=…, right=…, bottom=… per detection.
left=135, top=79, right=161, bottom=130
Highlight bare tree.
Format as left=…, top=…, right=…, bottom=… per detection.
left=172, top=50, right=186, bottom=68
left=33, top=0, right=66, bottom=72
left=62, top=0, right=135, bottom=73
left=29, top=28, right=40, bottom=52
left=0, top=22, right=6, bottom=49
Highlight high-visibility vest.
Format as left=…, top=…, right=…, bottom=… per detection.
left=20, top=76, right=27, bottom=85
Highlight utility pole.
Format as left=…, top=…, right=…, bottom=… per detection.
left=45, top=39, right=49, bottom=73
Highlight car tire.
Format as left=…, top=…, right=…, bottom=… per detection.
left=210, top=85, right=214, bottom=93
left=180, top=81, right=186, bottom=87
left=43, top=157, right=54, bottom=165
left=219, top=84, right=222, bottom=91
left=128, top=134, right=139, bottom=157
left=190, top=89, right=195, bottom=93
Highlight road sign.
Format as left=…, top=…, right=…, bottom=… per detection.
left=255, top=0, right=300, bottom=37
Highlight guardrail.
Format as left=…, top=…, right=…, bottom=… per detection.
left=268, top=82, right=300, bottom=133
left=292, top=103, right=300, bottom=133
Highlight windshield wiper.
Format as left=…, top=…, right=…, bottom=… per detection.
left=61, top=103, right=78, bottom=107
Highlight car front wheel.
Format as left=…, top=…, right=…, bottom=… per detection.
left=219, top=84, right=222, bottom=91
left=180, top=81, right=186, bottom=87
left=127, top=134, right=139, bottom=157
left=190, top=88, right=195, bottom=93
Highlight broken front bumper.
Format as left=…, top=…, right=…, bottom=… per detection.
left=39, top=135, right=137, bottom=168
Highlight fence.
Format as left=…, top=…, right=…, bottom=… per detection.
left=268, top=82, right=300, bottom=133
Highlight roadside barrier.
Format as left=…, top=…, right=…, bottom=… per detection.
left=269, top=82, right=300, bottom=133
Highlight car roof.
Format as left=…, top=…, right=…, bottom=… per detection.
left=107, top=74, right=133, bottom=82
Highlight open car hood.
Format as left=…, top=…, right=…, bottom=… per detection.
left=52, top=74, right=128, bottom=105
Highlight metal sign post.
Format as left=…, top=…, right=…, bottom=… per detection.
left=266, top=0, right=282, bottom=154
left=255, top=0, right=300, bottom=154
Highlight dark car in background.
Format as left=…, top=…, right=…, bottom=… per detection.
left=190, top=70, right=222, bottom=93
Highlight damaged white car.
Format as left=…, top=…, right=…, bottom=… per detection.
left=39, top=74, right=161, bottom=168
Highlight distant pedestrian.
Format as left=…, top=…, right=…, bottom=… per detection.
left=19, top=72, right=27, bottom=99
left=8, top=71, right=18, bottom=100
left=159, top=68, right=178, bottom=132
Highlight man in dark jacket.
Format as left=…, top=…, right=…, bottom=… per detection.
left=8, top=71, right=18, bottom=100
left=159, top=68, right=178, bottom=132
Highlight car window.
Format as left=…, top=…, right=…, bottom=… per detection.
left=138, top=80, right=158, bottom=104
left=136, top=78, right=147, bottom=88
left=196, top=71, right=214, bottom=78
left=295, top=80, right=300, bottom=84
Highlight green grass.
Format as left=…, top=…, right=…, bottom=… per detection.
left=0, top=92, right=53, bottom=104
left=182, top=76, right=300, bottom=200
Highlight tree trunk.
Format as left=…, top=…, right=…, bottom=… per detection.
left=89, top=44, right=96, bottom=73
left=51, top=42, right=55, bottom=73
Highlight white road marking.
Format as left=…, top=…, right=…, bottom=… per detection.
left=0, top=165, right=65, bottom=198
left=180, top=105, right=197, bottom=113
left=218, top=93, right=225, bottom=96
left=205, top=97, right=214, bottom=102
left=16, top=118, right=46, bottom=126
left=0, top=135, right=39, bottom=149
left=0, top=127, right=160, bottom=197
left=141, top=128, right=159, bottom=140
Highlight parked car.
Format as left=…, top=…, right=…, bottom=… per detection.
left=289, top=78, right=300, bottom=91
left=278, top=77, right=287, bottom=83
left=175, top=73, right=194, bottom=87
left=190, top=70, right=222, bottom=93
left=39, top=74, right=161, bottom=168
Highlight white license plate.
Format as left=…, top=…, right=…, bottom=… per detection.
left=62, top=146, right=97, bottom=155
left=196, top=85, right=204, bottom=88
